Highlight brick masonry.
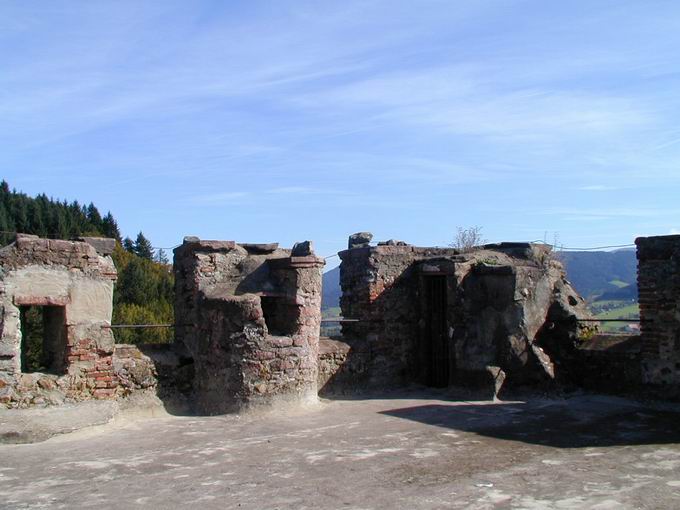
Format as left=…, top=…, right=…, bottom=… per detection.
left=636, top=235, right=680, bottom=389
left=0, top=234, right=118, bottom=407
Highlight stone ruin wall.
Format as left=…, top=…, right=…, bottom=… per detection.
left=636, top=235, right=680, bottom=390
left=332, top=233, right=592, bottom=395
left=174, top=238, right=324, bottom=414
left=3, top=231, right=680, bottom=410
left=0, top=235, right=118, bottom=407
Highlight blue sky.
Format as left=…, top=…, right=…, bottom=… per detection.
left=2, top=1, right=679, bottom=263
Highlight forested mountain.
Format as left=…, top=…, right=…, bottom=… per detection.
left=558, top=249, right=637, bottom=300
left=0, top=181, right=173, bottom=343
left=322, top=266, right=341, bottom=310
left=0, top=181, right=121, bottom=246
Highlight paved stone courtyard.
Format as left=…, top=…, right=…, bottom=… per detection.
left=2, top=391, right=680, bottom=509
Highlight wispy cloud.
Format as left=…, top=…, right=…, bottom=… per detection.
left=186, top=186, right=348, bottom=206
left=2, top=1, right=680, bottom=250
left=265, top=186, right=323, bottom=195
left=576, top=185, right=619, bottom=191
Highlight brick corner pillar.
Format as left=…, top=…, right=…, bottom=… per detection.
left=636, top=235, right=680, bottom=387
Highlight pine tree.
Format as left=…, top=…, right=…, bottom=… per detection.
left=27, top=201, right=46, bottom=236
left=86, top=203, right=103, bottom=232
left=156, top=248, right=169, bottom=265
left=117, top=257, right=157, bottom=305
left=0, top=204, right=11, bottom=246
left=47, top=206, right=68, bottom=240
left=123, top=237, right=135, bottom=252
left=134, top=232, right=154, bottom=260
left=12, top=198, right=28, bottom=233
left=101, top=212, right=122, bottom=241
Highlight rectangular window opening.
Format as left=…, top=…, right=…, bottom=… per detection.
left=260, top=296, right=300, bottom=337
left=19, top=305, right=68, bottom=375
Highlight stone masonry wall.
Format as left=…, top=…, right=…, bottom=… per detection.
left=339, top=242, right=460, bottom=386
left=338, top=235, right=591, bottom=392
left=174, top=238, right=324, bottom=414
left=636, top=235, right=680, bottom=389
left=0, top=234, right=118, bottom=407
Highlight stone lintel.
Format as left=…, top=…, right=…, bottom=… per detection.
left=14, top=295, right=70, bottom=307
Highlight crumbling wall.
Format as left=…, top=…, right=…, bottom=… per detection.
left=572, top=334, right=641, bottom=392
left=336, top=234, right=591, bottom=394
left=173, top=238, right=324, bottom=414
left=636, top=235, right=680, bottom=390
left=317, top=337, right=369, bottom=395
left=449, top=243, right=593, bottom=389
left=0, top=235, right=118, bottom=407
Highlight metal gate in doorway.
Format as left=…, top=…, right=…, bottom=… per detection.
left=423, top=275, right=449, bottom=387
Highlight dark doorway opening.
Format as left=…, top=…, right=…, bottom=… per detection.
left=260, top=296, right=300, bottom=337
left=423, top=276, right=449, bottom=387
left=19, top=305, right=68, bottom=374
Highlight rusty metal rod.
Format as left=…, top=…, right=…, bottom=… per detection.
left=103, top=324, right=175, bottom=329
left=577, top=318, right=643, bottom=322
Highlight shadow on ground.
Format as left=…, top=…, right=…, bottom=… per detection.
left=380, top=397, right=680, bottom=448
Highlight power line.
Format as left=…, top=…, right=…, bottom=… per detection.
left=529, top=241, right=635, bottom=251
left=152, top=245, right=181, bottom=251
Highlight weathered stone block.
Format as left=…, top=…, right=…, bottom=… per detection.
left=75, top=237, right=116, bottom=256
left=348, top=232, right=373, bottom=249
left=291, top=241, right=313, bottom=257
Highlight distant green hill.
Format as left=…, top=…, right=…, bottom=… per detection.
left=558, top=249, right=637, bottom=301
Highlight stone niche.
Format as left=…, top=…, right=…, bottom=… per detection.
left=174, top=238, right=325, bottom=414
left=636, top=235, right=680, bottom=390
left=335, top=235, right=592, bottom=395
left=0, top=234, right=118, bottom=407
